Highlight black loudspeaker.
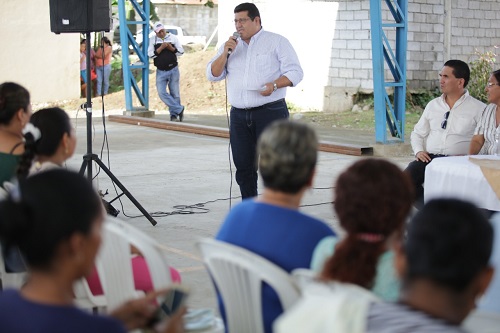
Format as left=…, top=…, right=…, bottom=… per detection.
left=49, top=0, right=112, bottom=33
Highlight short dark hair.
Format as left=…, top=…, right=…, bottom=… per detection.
left=0, top=82, right=30, bottom=126
left=444, top=59, right=470, bottom=88
left=0, top=170, right=102, bottom=270
left=405, top=199, right=493, bottom=292
left=17, top=107, right=73, bottom=179
left=234, top=2, right=261, bottom=23
left=257, top=120, right=317, bottom=194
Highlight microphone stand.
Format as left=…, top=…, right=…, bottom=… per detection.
left=80, top=32, right=157, bottom=226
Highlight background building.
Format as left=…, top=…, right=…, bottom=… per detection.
left=1, top=0, right=498, bottom=111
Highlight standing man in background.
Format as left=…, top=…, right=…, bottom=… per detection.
left=149, top=22, right=185, bottom=122
left=206, top=2, right=303, bottom=199
left=405, top=59, right=485, bottom=208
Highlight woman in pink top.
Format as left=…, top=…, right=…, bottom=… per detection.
left=94, top=36, right=113, bottom=96
left=80, top=40, right=87, bottom=84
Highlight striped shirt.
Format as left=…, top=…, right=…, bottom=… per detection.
left=206, top=28, right=303, bottom=109
left=474, top=103, right=498, bottom=155
left=366, top=302, right=468, bottom=333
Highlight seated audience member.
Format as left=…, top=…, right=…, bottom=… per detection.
left=365, top=199, right=494, bottom=332
left=477, top=212, right=500, bottom=313
left=405, top=60, right=485, bottom=208
left=0, top=82, right=31, bottom=273
left=310, top=158, right=414, bottom=301
left=0, top=169, right=185, bottom=333
left=275, top=159, right=413, bottom=332
left=16, top=107, right=181, bottom=292
left=0, top=82, right=31, bottom=187
left=469, top=69, right=500, bottom=155
left=216, top=120, right=335, bottom=333
left=17, top=107, right=76, bottom=179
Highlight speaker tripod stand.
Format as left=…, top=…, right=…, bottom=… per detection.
left=80, top=32, right=157, bottom=226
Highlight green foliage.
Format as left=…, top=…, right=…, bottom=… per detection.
left=469, top=48, right=497, bottom=103
left=204, top=0, right=215, bottom=8
left=353, top=92, right=374, bottom=107
left=406, top=87, right=440, bottom=112
left=108, top=57, right=142, bottom=94
left=286, top=101, right=300, bottom=111
left=353, top=89, right=437, bottom=115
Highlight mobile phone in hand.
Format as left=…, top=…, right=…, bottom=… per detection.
left=149, top=285, right=189, bottom=326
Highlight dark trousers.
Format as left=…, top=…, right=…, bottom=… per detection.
left=404, top=153, right=447, bottom=208
left=230, top=99, right=289, bottom=199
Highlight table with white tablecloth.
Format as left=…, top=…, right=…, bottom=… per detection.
left=424, top=155, right=500, bottom=212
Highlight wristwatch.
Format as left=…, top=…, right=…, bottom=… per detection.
left=272, top=82, right=278, bottom=92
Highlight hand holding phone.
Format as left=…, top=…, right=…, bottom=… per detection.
left=149, top=285, right=189, bottom=327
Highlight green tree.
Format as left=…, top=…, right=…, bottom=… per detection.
left=468, top=48, right=497, bottom=103
left=203, top=0, right=215, bottom=8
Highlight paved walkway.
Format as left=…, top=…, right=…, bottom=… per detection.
left=67, top=113, right=414, bottom=313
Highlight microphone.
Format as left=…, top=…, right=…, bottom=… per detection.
left=227, top=32, right=240, bottom=56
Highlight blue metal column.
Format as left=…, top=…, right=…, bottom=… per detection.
left=118, top=0, right=150, bottom=112
left=370, top=0, right=408, bottom=143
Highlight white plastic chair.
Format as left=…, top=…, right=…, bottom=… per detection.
left=0, top=245, right=26, bottom=290
left=73, top=276, right=107, bottom=312
left=195, top=238, right=300, bottom=333
left=0, top=187, right=8, bottom=200
left=96, top=216, right=173, bottom=311
left=291, top=268, right=317, bottom=291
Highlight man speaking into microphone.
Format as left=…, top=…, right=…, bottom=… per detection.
left=206, top=2, right=303, bottom=199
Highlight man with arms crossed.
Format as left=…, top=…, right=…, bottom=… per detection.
left=149, top=22, right=185, bottom=122
left=206, top=2, right=303, bottom=199
left=405, top=60, right=485, bottom=208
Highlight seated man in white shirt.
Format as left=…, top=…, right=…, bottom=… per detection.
left=405, top=59, right=485, bottom=208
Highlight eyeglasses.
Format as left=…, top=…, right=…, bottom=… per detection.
left=441, top=111, right=450, bottom=129
left=486, top=82, right=500, bottom=88
left=234, top=18, right=251, bottom=24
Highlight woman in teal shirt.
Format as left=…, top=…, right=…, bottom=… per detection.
left=311, top=159, right=414, bottom=301
left=0, top=82, right=31, bottom=188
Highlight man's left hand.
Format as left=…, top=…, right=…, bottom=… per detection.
left=260, top=83, right=273, bottom=97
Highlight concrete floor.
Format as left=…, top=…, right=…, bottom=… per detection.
left=66, top=112, right=414, bottom=314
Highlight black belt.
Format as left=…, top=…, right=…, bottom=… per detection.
left=236, top=99, right=285, bottom=111
left=157, top=64, right=177, bottom=72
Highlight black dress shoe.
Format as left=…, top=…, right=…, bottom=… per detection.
left=179, top=106, right=185, bottom=122
left=170, top=115, right=178, bottom=121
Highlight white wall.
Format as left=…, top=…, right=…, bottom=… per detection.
left=218, top=0, right=500, bottom=112
left=0, top=1, right=79, bottom=103
left=216, top=0, right=338, bottom=111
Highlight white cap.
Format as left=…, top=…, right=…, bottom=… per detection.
left=154, top=22, right=165, bottom=33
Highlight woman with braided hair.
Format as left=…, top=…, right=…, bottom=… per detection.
left=313, top=158, right=414, bottom=301
left=275, top=158, right=413, bottom=333
left=17, top=107, right=76, bottom=180
left=15, top=107, right=182, bottom=295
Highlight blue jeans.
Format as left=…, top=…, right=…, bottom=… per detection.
left=230, top=99, right=289, bottom=199
left=81, top=70, right=87, bottom=84
left=156, top=67, right=183, bottom=115
left=96, top=64, right=111, bottom=95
